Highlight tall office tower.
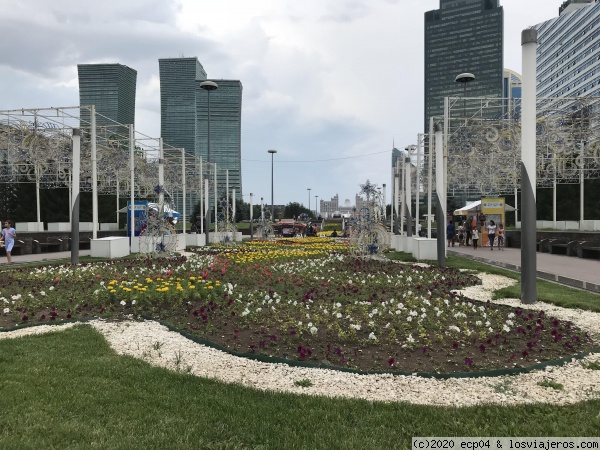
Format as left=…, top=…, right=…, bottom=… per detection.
left=536, top=1, right=600, bottom=99
left=78, top=63, right=137, bottom=134
left=159, top=57, right=207, bottom=156
left=559, top=0, right=595, bottom=15
left=503, top=68, right=522, bottom=120
left=424, top=0, right=504, bottom=131
left=196, top=79, right=243, bottom=202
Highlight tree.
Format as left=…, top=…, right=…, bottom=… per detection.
left=284, top=202, right=311, bottom=219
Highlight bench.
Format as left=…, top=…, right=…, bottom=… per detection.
left=577, top=241, right=600, bottom=260
left=67, top=238, right=91, bottom=250
left=548, top=239, right=579, bottom=256
left=33, top=239, right=64, bottom=254
left=0, top=239, right=25, bottom=256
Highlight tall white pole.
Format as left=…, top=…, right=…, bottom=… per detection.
left=129, top=125, right=135, bottom=251
left=250, top=192, right=254, bottom=241
left=405, top=156, right=412, bottom=237
left=71, top=129, right=81, bottom=264
left=399, top=159, right=405, bottom=235
left=91, top=106, right=98, bottom=239
left=200, top=158, right=203, bottom=234
left=428, top=118, right=434, bottom=238
left=182, top=148, right=186, bottom=234
left=158, top=138, right=165, bottom=208
left=521, top=28, right=538, bottom=304
left=394, top=174, right=400, bottom=234
left=214, top=163, right=218, bottom=234
left=226, top=169, right=229, bottom=223
left=580, top=143, right=585, bottom=230
left=435, top=123, right=445, bottom=267
left=416, top=136, right=423, bottom=234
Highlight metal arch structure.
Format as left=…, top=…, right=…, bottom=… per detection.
left=443, top=96, right=600, bottom=197
left=0, top=106, right=206, bottom=236
left=348, top=179, right=390, bottom=258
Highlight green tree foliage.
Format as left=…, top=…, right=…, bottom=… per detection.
left=284, top=202, right=311, bottom=219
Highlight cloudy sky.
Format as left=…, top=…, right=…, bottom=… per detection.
left=0, top=0, right=559, bottom=208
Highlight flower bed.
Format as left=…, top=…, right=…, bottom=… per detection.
left=0, top=238, right=595, bottom=373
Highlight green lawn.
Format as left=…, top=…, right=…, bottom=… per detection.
left=1, top=326, right=599, bottom=449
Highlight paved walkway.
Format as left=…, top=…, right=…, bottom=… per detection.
left=447, top=244, right=600, bottom=293
left=1, top=250, right=91, bottom=268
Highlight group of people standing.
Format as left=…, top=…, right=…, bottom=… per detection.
left=0, top=219, right=16, bottom=263
left=447, top=218, right=504, bottom=251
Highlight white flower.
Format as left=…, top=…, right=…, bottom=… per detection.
left=475, top=320, right=483, bottom=326
left=307, top=322, right=313, bottom=328
left=448, top=325, right=461, bottom=333
left=350, top=324, right=361, bottom=331
left=407, top=316, right=413, bottom=322
left=131, top=300, right=136, bottom=305
left=241, top=308, right=250, bottom=317
left=120, top=300, right=126, bottom=306
left=49, top=286, right=55, bottom=291
left=505, top=319, right=514, bottom=326
left=508, top=312, right=515, bottom=319
left=407, top=334, right=415, bottom=343
left=368, top=332, right=377, bottom=340
left=488, top=327, right=494, bottom=332
left=336, top=312, right=342, bottom=319
left=3, top=308, right=9, bottom=314
left=503, top=324, right=511, bottom=332
left=40, top=291, right=46, bottom=296
left=310, top=326, right=318, bottom=335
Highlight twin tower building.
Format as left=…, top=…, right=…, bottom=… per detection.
left=77, top=58, right=243, bottom=202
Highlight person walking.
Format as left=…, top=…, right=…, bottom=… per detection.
left=472, top=227, right=479, bottom=250
left=446, top=220, right=456, bottom=247
left=1, top=219, right=16, bottom=263
left=465, top=220, right=472, bottom=246
left=486, top=220, right=497, bottom=251
left=497, top=223, right=505, bottom=250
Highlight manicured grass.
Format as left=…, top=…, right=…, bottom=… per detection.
left=0, top=326, right=599, bottom=449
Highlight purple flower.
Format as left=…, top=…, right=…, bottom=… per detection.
left=388, top=357, right=395, bottom=366
left=464, top=357, right=474, bottom=367
left=522, top=350, right=529, bottom=358
left=479, top=344, right=486, bottom=353
left=452, top=341, right=459, bottom=350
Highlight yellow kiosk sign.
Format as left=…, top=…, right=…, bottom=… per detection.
left=480, top=197, right=506, bottom=248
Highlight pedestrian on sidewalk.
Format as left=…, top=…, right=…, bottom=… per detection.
left=486, top=220, right=497, bottom=251
left=472, top=228, right=479, bottom=250
left=446, top=220, right=456, bottom=247
left=1, top=219, right=16, bottom=263
left=497, top=223, right=505, bottom=250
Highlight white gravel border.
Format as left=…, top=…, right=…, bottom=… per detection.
left=1, top=272, right=599, bottom=406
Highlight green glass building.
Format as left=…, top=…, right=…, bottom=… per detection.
left=78, top=63, right=137, bottom=135
left=196, top=79, right=243, bottom=201
left=424, top=0, right=504, bottom=131
left=159, top=57, right=207, bottom=156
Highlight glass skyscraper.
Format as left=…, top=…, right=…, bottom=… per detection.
left=536, top=1, right=600, bottom=99
left=424, top=0, right=503, bottom=130
left=159, top=57, right=207, bottom=156
left=196, top=79, right=243, bottom=201
left=77, top=63, right=137, bottom=134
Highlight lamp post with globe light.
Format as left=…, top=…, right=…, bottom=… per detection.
left=200, top=80, right=218, bottom=243
left=268, top=149, right=277, bottom=221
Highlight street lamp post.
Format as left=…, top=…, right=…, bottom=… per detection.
left=455, top=72, right=475, bottom=124
left=268, top=149, right=277, bottom=221
left=307, top=188, right=311, bottom=217
left=200, top=80, right=218, bottom=243
left=315, top=195, right=318, bottom=216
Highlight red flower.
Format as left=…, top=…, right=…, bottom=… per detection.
left=388, top=357, right=395, bottom=366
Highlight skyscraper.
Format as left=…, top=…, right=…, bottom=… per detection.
left=536, top=1, right=600, bottom=99
left=77, top=63, right=137, bottom=133
left=424, top=0, right=504, bottom=130
left=196, top=79, right=243, bottom=201
left=159, top=57, right=207, bottom=155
